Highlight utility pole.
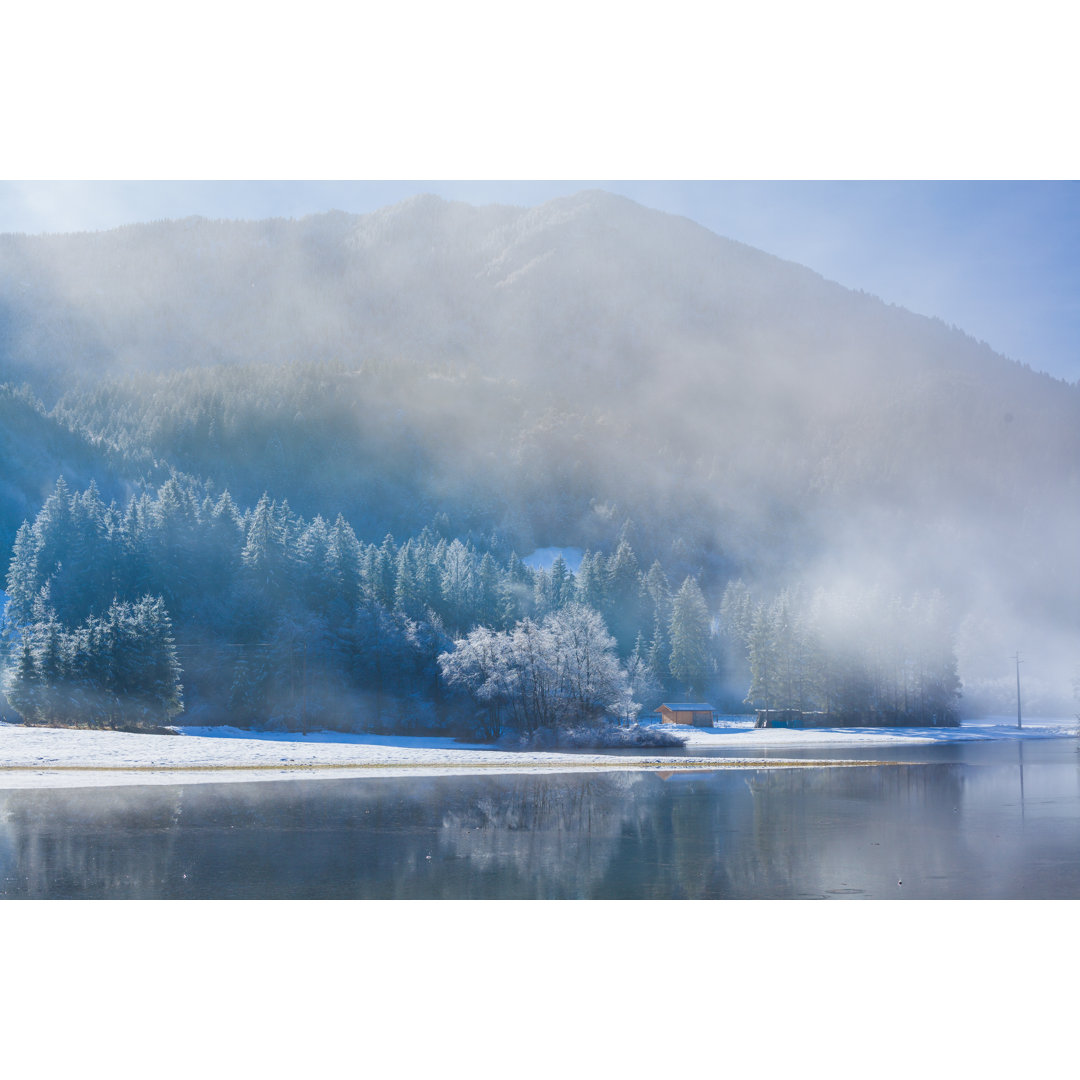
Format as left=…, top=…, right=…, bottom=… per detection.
left=1013, top=652, right=1023, bottom=729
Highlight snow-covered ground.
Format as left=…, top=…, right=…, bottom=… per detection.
left=0, top=722, right=744, bottom=789
left=677, top=713, right=1078, bottom=749
left=0, top=715, right=1074, bottom=790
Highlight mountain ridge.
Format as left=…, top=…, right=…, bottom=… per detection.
left=2, top=190, right=1056, bottom=388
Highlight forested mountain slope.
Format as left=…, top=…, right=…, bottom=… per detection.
left=1, top=191, right=1077, bottom=711
left=0, top=383, right=136, bottom=557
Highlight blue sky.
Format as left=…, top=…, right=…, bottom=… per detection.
left=2, top=180, right=1076, bottom=384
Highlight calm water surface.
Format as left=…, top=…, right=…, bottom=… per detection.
left=1, top=738, right=1078, bottom=899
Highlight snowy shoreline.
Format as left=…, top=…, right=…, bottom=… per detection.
left=0, top=716, right=1074, bottom=790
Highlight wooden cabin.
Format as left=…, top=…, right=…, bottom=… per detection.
left=654, top=703, right=716, bottom=728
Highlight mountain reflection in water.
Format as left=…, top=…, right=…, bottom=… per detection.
left=1, top=741, right=1078, bottom=899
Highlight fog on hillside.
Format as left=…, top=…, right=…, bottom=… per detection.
left=1, top=191, right=1077, bottom=722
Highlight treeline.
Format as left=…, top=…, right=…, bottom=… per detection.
left=6, top=597, right=183, bottom=729
left=48, top=358, right=657, bottom=566
left=720, top=582, right=962, bottom=726
left=2, top=476, right=718, bottom=733
left=44, top=357, right=747, bottom=586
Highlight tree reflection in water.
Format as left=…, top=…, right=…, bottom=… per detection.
left=1, top=750, right=1078, bottom=899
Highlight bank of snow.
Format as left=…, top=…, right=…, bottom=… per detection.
left=0, top=722, right=746, bottom=789
left=673, top=714, right=1078, bottom=750
left=0, top=715, right=1073, bottom=790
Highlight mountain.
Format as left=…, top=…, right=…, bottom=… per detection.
left=1, top=191, right=1077, bottom=709
left=0, top=383, right=134, bottom=558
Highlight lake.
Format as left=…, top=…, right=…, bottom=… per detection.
left=1, top=737, right=1077, bottom=899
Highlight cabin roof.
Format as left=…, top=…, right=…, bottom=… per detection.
left=655, top=703, right=714, bottom=712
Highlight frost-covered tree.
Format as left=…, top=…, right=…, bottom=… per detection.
left=546, top=604, right=628, bottom=724
left=5, top=637, right=41, bottom=723
left=574, top=550, right=606, bottom=611
left=605, top=539, right=644, bottom=653
left=620, top=634, right=658, bottom=724
left=4, top=595, right=182, bottom=728
left=669, top=577, right=711, bottom=697
left=438, top=625, right=520, bottom=739
left=438, top=604, right=628, bottom=736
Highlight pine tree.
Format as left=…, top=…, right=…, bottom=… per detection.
left=33, top=477, right=73, bottom=582
left=498, top=551, right=533, bottom=625
left=623, top=633, right=660, bottom=723
left=5, top=522, right=39, bottom=627
left=549, top=555, right=572, bottom=612
left=130, top=596, right=184, bottom=726
left=241, top=494, right=280, bottom=578
left=745, top=602, right=778, bottom=713
left=440, top=539, right=478, bottom=634
left=363, top=534, right=398, bottom=609
left=297, top=515, right=332, bottom=611
left=6, top=636, right=41, bottom=723
left=328, top=514, right=362, bottom=611
left=394, top=539, right=423, bottom=618
left=605, top=539, right=643, bottom=654
left=574, top=550, right=606, bottom=611
left=476, top=552, right=501, bottom=627
left=643, top=560, right=673, bottom=683
left=669, top=577, right=711, bottom=698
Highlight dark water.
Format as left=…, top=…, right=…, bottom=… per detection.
left=1, top=738, right=1078, bottom=899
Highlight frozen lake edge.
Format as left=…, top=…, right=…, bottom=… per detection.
left=0, top=716, right=1075, bottom=790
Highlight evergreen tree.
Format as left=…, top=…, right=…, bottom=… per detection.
left=5, top=522, right=39, bottom=626
left=476, top=552, right=501, bottom=627
left=643, top=559, right=673, bottom=682
left=622, top=633, right=659, bottom=723
left=327, top=514, right=362, bottom=612
left=745, top=602, right=778, bottom=713
left=532, top=567, right=553, bottom=618
left=6, top=636, right=41, bottom=723
left=394, top=539, right=423, bottom=619
left=363, top=534, right=398, bottom=609
left=127, top=596, right=184, bottom=725
left=549, top=555, right=572, bottom=612
left=297, top=515, right=333, bottom=610
left=440, top=538, right=478, bottom=635
left=605, top=539, right=644, bottom=654
left=574, top=550, right=606, bottom=611
left=33, top=477, right=73, bottom=585
left=242, top=494, right=282, bottom=581
left=669, top=576, right=711, bottom=698
left=498, top=551, right=533, bottom=625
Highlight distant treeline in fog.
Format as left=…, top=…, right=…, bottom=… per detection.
left=720, top=582, right=961, bottom=726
